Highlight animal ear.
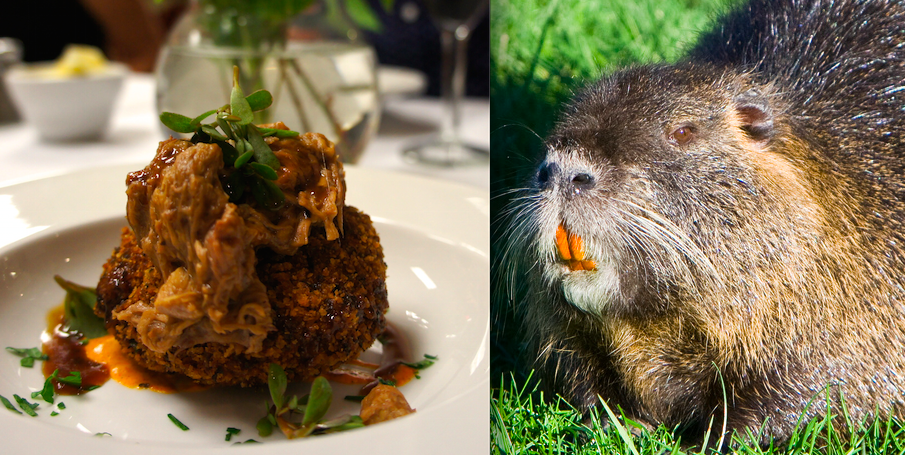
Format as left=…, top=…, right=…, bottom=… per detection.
left=733, top=89, right=774, bottom=143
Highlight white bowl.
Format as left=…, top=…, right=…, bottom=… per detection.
left=4, top=62, right=127, bottom=141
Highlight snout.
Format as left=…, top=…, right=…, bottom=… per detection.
left=535, top=160, right=597, bottom=196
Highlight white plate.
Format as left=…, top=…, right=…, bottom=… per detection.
left=0, top=164, right=489, bottom=454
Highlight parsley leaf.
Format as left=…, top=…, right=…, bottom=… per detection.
left=6, top=346, right=48, bottom=368
left=1, top=395, right=22, bottom=415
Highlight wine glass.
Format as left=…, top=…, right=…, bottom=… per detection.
left=403, top=0, right=489, bottom=166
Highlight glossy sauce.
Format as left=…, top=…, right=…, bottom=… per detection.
left=323, top=323, right=418, bottom=393
left=42, top=304, right=202, bottom=394
left=41, top=306, right=109, bottom=395
left=44, top=305, right=417, bottom=394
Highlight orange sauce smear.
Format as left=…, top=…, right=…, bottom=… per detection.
left=84, top=335, right=205, bottom=393
left=42, top=304, right=203, bottom=394
left=44, top=305, right=417, bottom=395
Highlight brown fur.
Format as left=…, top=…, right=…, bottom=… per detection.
left=500, top=0, right=905, bottom=445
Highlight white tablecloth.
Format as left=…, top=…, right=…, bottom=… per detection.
left=0, top=74, right=490, bottom=190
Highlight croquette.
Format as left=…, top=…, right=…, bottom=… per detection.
left=95, top=206, right=388, bottom=386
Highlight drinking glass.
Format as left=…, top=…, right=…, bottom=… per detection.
left=403, top=0, right=489, bottom=166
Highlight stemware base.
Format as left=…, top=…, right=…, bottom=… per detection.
left=403, top=138, right=488, bottom=167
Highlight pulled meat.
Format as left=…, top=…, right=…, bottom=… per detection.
left=119, top=128, right=345, bottom=355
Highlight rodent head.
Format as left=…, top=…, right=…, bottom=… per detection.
left=512, top=63, right=825, bottom=320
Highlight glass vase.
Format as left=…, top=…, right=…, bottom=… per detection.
left=154, top=0, right=380, bottom=164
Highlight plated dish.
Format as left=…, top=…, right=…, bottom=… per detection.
left=0, top=164, right=489, bottom=454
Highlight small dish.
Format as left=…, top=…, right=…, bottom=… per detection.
left=5, top=62, right=127, bottom=142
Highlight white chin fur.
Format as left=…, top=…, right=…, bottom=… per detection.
left=561, top=261, right=620, bottom=316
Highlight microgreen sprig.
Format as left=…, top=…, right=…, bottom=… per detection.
left=159, top=66, right=301, bottom=210
left=257, top=364, right=357, bottom=439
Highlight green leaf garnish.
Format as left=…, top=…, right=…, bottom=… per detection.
left=6, top=346, right=48, bottom=368
left=158, top=65, right=291, bottom=211
left=258, top=127, right=301, bottom=138
left=168, top=413, right=190, bottom=431
left=302, top=376, right=332, bottom=427
left=249, top=162, right=279, bottom=181
left=34, top=370, right=56, bottom=403
left=230, top=67, right=254, bottom=125
left=191, top=109, right=219, bottom=127
left=54, top=275, right=107, bottom=339
left=245, top=90, right=273, bottom=111
left=235, top=150, right=254, bottom=169
left=268, top=364, right=287, bottom=411
left=256, top=414, right=274, bottom=437
left=13, top=394, right=38, bottom=417
left=1, top=395, right=21, bottom=415
left=316, top=415, right=364, bottom=433
left=201, top=125, right=228, bottom=142
left=160, top=112, right=196, bottom=133
left=247, top=125, right=280, bottom=169
left=57, top=371, right=82, bottom=387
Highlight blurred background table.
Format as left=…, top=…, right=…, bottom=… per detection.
left=0, top=72, right=489, bottom=190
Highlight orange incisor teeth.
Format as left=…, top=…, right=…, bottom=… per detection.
left=556, top=224, right=571, bottom=260
left=555, top=224, right=597, bottom=271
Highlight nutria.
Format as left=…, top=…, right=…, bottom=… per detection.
left=500, top=0, right=905, bottom=445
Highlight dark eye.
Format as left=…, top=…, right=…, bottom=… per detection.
left=669, top=126, right=695, bottom=145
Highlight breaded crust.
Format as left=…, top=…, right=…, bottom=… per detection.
left=95, top=206, right=388, bottom=386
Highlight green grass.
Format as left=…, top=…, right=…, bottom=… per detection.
left=489, top=0, right=905, bottom=453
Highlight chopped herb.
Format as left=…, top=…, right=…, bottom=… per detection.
left=344, top=395, right=365, bottom=403
left=1, top=395, right=22, bottom=415
left=13, top=394, right=38, bottom=417
left=50, top=411, right=59, bottom=416
left=56, top=371, right=82, bottom=387
left=95, top=432, right=112, bottom=437
left=6, top=346, right=48, bottom=368
left=54, top=275, right=107, bottom=339
left=225, top=427, right=241, bottom=441
left=34, top=370, right=58, bottom=403
left=57, top=402, right=66, bottom=410
left=233, top=439, right=260, bottom=444
left=402, top=353, right=438, bottom=370
left=167, top=413, right=190, bottom=431
left=377, top=378, right=397, bottom=387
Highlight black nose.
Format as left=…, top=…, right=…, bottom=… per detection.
left=536, top=162, right=558, bottom=189
left=535, top=161, right=595, bottom=193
